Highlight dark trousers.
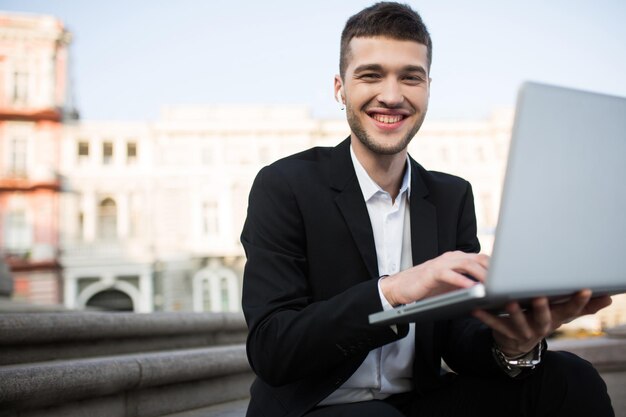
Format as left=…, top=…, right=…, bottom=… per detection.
left=304, top=351, right=614, bottom=417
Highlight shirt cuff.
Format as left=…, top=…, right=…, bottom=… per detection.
left=377, top=276, right=398, bottom=334
left=377, top=276, right=395, bottom=311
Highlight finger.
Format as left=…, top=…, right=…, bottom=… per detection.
left=472, top=309, right=517, bottom=340
left=530, top=297, right=552, bottom=336
left=551, top=290, right=592, bottom=324
left=581, top=295, right=612, bottom=315
left=569, top=289, right=593, bottom=316
left=506, top=301, right=534, bottom=340
left=438, top=269, right=479, bottom=289
left=476, top=253, right=490, bottom=269
left=449, top=257, right=488, bottom=283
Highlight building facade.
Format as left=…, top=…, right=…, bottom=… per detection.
left=0, top=13, right=74, bottom=306
left=59, top=107, right=346, bottom=312
left=58, top=105, right=513, bottom=314
left=1, top=11, right=623, bottom=331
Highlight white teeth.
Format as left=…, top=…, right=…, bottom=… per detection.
left=372, top=114, right=402, bottom=124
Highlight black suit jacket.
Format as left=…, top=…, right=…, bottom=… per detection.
left=241, top=138, right=502, bottom=417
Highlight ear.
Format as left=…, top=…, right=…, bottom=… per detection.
left=334, top=74, right=344, bottom=103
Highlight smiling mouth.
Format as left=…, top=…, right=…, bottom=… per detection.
left=370, top=113, right=405, bottom=124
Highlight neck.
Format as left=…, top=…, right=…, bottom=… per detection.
left=351, top=136, right=408, bottom=201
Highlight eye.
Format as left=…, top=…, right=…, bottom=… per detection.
left=359, top=73, right=381, bottom=80
left=403, top=75, right=425, bottom=85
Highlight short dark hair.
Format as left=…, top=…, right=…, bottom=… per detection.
left=339, top=2, right=432, bottom=78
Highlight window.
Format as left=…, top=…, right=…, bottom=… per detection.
left=4, top=211, right=31, bottom=254
left=13, top=71, right=28, bottom=105
left=98, top=198, right=117, bottom=240
left=78, top=141, right=89, bottom=164
left=126, top=142, right=137, bottom=164
left=8, top=137, right=27, bottom=177
left=220, top=277, right=230, bottom=311
left=202, top=280, right=213, bottom=312
left=193, top=267, right=239, bottom=313
left=103, top=142, right=113, bottom=165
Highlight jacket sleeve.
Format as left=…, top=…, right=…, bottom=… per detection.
left=241, top=165, right=407, bottom=387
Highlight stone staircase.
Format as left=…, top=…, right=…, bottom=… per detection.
left=1, top=310, right=624, bottom=417
left=0, top=312, right=252, bottom=417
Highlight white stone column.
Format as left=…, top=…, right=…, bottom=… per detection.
left=218, top=183, right=233, bottom=247
left=115, top=136, right=125, bottom=166
left=192, top=272, right=204, bottom=313
left=28, top=56, right=37, bottom=107
left=90, top=136, right=99, bottom=166
left=83, top=189, right=96, bottom=242
left=42, top=51, right=55, bottom=107
left=58, top=192, right=77, bottom=244
left=64, top=273, right=77, bottom=309
left=139, top=267, right=154, bottom=313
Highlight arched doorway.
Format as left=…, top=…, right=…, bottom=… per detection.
left=98, top=197, right=117, bottom=240
left=85, top=289, right=134, bottom=311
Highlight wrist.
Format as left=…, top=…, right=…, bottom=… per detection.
left=493, top=335, right=540, bottom=358
left=379, top=274, right=399, bottom=307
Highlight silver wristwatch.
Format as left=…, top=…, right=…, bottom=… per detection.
left=492, top=339, right=546, bottom=377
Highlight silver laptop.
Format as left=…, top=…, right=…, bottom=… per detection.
left=369, top=81, right=626, bottom=326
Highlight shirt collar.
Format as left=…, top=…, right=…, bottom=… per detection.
left=350, top=144, right=412, bottom=202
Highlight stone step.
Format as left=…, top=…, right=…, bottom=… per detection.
left=0, top=312, right=247, bottom=365
left=0, top=344, right=253, bottom=415
left=162, top=399, right=249, bottom=417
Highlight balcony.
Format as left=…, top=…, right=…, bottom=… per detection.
left=0, top=106, right=63, bottom=123
left=0, top=167, right=62, bottom=192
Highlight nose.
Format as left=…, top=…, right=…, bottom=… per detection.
left=377, top=79, right=404, bottom=107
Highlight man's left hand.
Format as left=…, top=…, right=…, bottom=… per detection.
left=473, top=290, right=613, bottom=357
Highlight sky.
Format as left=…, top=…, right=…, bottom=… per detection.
left=2, top=0, right=625, bottom=122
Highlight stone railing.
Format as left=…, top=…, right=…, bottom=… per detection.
left=0, top=312, right=252, bottom=417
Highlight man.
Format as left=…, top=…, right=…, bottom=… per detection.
left=241, top=3, right=614, bottom=416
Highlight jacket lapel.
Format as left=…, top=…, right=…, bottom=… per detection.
left=408, top=158, right=438, bottom=264
left=330, top=139, right=379, bottom=280
left=408, top=157, right=441, bottom=391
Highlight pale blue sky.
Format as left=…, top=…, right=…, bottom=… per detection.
left=2, top=0, right=625, bottom=121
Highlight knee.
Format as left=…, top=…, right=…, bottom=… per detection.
left=542, top=350, right=604, bottom=387
left=540, top=350, right=613, bottom=415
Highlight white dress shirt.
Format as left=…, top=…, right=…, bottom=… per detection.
left=319, top=146, right=416, bottom=405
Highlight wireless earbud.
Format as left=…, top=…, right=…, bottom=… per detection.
left=336, top=88, right=345, bottom=111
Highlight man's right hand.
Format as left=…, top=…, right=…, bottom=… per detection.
left=379, top=251, right=490, bottom=307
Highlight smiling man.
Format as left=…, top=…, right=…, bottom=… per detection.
left=241, top=3, right=614, bottom=417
